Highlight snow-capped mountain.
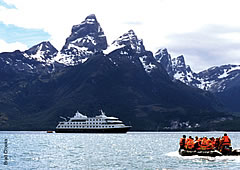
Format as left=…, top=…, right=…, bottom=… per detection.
left=155, top=49, right=197, bottom=86
left=171, top=55, right=197, bottom=86
left=56, top=14, right=107, bottom=66
left=197, top=64, right=240, bottom=92
left=24, top=41, right=58, bottom=65
left=105, top=30, right=145, bottom=54
left=105, top=29, right=163, bottom=75
left=0, top=14, right=234, bottom=131
left=0, top=47, right=57, bottom=74
left=156, top=48, right=240, bottom=93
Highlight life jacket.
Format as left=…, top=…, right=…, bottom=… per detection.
left=186, top=138, right=194, bottom=150
left=201, top=138, right=208, bottom=150
left=179, top=138, right=186, bottom=146
left=184, top=138, right=190, bottom=148
left=221, top=136, right=231, bottom=146
left=211, top=139, right=216, bottom=147
left=207, top=139, right=213, bottom=150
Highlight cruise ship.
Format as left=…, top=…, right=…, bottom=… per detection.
left=55, top=110, right=131, bottom=133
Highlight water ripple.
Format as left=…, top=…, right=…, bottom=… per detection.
left=0, top=132, right=240, bottom=169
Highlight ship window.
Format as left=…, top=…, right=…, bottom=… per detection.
left=72, top=120, right=86, bottom=122
left=89, top=119, right=91, bottom=121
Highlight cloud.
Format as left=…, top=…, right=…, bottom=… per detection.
left=123, top=21, right=143, bottom=26
left=0, top=0, right=240, bottom=72
left=0, top=39, right=28, bottom=52
left=163, top=25, right=240, bottom=72
left=0, top=21, right=50, bottom=47
left=0, top=0, right=16, bottom=9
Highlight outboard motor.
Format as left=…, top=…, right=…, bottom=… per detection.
left=222, top=145, right=232, bottom=155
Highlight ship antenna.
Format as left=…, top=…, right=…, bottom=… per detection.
left=100, top=109, right=105, bottom=116
left=60, top=116, right=67, bottom=121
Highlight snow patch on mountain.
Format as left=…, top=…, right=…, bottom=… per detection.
left=103, top=44, right=125, bottom=55
left=139, top=55, right=157, bottom=73
left=106, top=30, right=145, bottom=54
left=218, top=65, right=240, bottom=79
left=24, top=41, right=58, bottom=65
left=54, top=53, right=89, bottom=66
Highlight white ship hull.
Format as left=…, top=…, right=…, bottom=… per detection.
left=55, top=126, right=131, bottom=133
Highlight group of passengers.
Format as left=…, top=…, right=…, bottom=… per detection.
left=179, top=133, right=231, bottom=152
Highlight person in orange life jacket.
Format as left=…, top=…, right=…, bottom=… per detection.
left=220, top=133, right=231, bottom=152
left=179, top=135, right=186, bottom=150
left=201, top=137, right=208, bottom=150
left=221, top=133, right=231, bottom=146
left=207, top=138, right=214, bottom=150
left=185, top=136, right=194, bottom=150
left=186, top=136, right=192, bottom=145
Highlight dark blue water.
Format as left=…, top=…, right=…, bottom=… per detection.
left=1, top=131, right=240, bottom=169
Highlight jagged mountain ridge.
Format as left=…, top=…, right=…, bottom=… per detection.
left=24, top=41, right=226, bottom=131
left=156, top=48, right=240, bottom=112
left=56, top=14, right=108, bottom=66
left=0, top=14, right=237, bottom=130
left=156, top=48, right=240, bottom=92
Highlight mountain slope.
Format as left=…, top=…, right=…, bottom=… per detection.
left=20, top=32, right=227, bottom=131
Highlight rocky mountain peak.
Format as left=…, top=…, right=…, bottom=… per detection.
left=172, top=55, right=186, bottom=69
left=84, top=14, right=97, bottom=23
left=155, top=48, right=172, bottom=74
left=24, top=41, right=58, bottom=64
left=57, top=14, right=108, bottom=66
left=109, top=30, right=145, bottom=54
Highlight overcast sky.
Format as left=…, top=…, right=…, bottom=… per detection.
left=0, top=0, right=240, bottom=72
